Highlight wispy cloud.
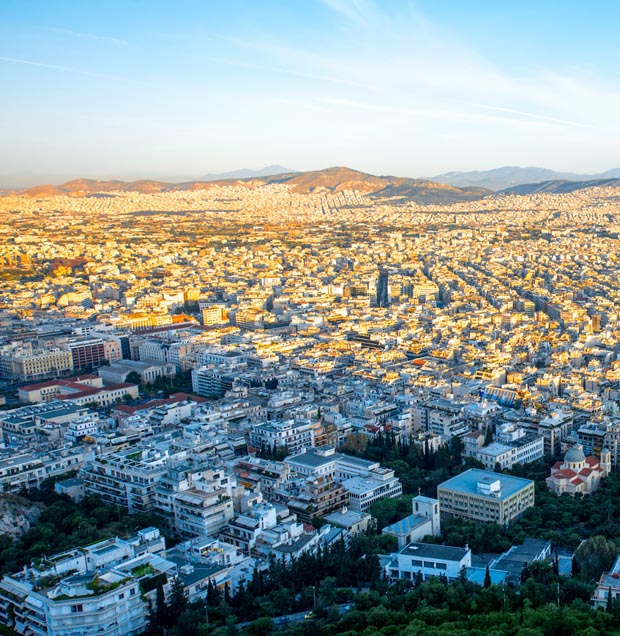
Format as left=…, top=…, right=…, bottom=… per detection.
left=201, top=56, right=372, bottom=89
left=0, top=55, right=158, bottom=89
left=49, top=27, right=129, bottom=47
left=0, top=55, right=106, bottom=78
left=462, top=101, right=595, bottom=129
left=320, top=0, right=373, bottom=22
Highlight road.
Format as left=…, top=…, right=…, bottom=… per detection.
left=236, top=603, right=354, bottom=629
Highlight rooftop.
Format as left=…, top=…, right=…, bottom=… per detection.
left=400, top=541, right=470, bottom=561
left=438, top=468, right=534, bottom=499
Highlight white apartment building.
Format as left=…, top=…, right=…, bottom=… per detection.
left=250, top=419, right=314, bottom=455
left=64, top=416, right=99, bottom=443
left=83, top=448, right=170, bottom=513
left=342, top=469, right=403, bottom=512
left=425, top=400, right=469, bottom=441
left=538, top=411, right=574, bottom=456
left=0, top=448, right=94, bottom=494
left=153, top=465, right=235, bottom=538
left=0, top=528, right=166, bottom=636
left=285, top=447, right=403, bottom=512
left=475, top=424, right=544, bottom=470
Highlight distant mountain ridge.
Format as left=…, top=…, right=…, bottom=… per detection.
left=155, top=165, right=296, bottom=183
left=17, top=166, right=492, bottom=205
left=500, top=178, right=620, bottom=196
left=432, top=166, right=620, bottom=191
left=197, top=165, right=295, bottom=181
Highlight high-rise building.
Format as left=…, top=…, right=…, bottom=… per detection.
left=376, top=270, right=390, bottom=308
left=65, top=338, right=107, bottom=372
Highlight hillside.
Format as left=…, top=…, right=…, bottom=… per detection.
left=433, top=166, right=620, bottom=191
left=21, top=166, right=492, bottom=204
left=0, top=494, right=43, bottom=539
left=500, top=178, right=620, bottom=195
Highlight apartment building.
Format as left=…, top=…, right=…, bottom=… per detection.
left=83, top=448, right=169, bottom=513
left=250, top=419, right=314, bottom=455
left=0, top=528, right=166, bottom=636
left=0, top=448, right=93, bottom=493
left=153, top=465, right=234, bottom=538
left=342, top=468, right=403, bottom=512
left=537, top=411, right=574, bottom=456
left=475, top=424, right=544, bottom=471
left=286, top=476, right=349, bottom=524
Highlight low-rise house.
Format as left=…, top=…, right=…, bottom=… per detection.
left=383, top=542, right=472, bottom=582
left=382, top=495, right=441, bottom=548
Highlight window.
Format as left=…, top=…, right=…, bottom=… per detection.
left=424, top=561, right=435, bottom=568
left=71, top=604, right=83, bottom=613
left=411, top=559, right=422, bottom=566
left=436, top=563, right=447, bottom=570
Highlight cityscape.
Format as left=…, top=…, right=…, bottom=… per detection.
left=2, top=1, right=620, bottom=636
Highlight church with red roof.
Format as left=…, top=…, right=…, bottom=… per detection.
left=546, top=444, right=610, bottom=496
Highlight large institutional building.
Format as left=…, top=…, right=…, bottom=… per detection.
left=437, top=468, right=535, bottom=526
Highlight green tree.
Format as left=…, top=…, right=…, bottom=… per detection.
left=168, top=576, right=189, bottom=620
left=574, top=535, right=617, bottom=583
left=126, top=371, right=142, bottom=385
left=484, top=564, right=492, bottom=588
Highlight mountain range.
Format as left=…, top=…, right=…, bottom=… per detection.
left=16, top=167, right=491, bottom=205
left=500, top=178, right=620, bottom=195
left=6, top=166, right=620, bottom=204
left=157, top=165, right=295, bottom=183
left=431, top=166, right=620, bottom=191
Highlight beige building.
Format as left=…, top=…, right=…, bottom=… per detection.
left=1, top=347, right=74, bottom=382
left=437, top=468, right=535, bottom=527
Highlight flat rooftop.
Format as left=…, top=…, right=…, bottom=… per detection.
left=324, top=509, right=370, bottom=527
left=400, top=542, right=469, bottom=561
left=438, top=468, right=534, bottom=499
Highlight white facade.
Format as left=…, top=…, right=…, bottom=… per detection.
left=64, top=416, right=99, bottom=443
left=250, top=419, right=314, bottom=455
left=342, top=469, right=403, bottom=512
left=0, top=528, right=166, bottom=636
left=384, top=542, right=472, bottom=582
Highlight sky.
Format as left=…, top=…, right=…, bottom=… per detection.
left=1, top=0, right=620, bottom=184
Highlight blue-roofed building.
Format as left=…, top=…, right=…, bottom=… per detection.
left=437, top=469, right=535, bottom=526
left=382, top=495, right=441, bottom=548
left=466, top=566, right=508, bottom=586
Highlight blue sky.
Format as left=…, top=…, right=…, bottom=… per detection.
left=1, top=0, right=619, bottom=183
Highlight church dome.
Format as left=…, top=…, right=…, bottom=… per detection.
left=564, top=446, right=586, bottom=464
